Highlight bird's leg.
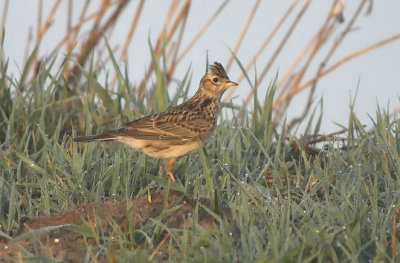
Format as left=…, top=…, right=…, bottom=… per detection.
left=165, top=158, right=176, bottom=182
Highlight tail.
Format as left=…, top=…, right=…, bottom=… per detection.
left=73, top=132, right=118, bottom=142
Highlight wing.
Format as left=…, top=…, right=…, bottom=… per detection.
left=113, top=109, right=214, bottom=141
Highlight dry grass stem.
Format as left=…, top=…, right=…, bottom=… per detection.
left=138, top=0, right=191, bottom=98
left=148, top=233, right=171, bottom=261
left=225, top=0, right=299, bottom=101
left=176, top=0, right=231, bottom=64
left=167, top=4, right=189, bottom=82
left=66, top=0, right=129, bottom=85
left=272, top=5, right=337, bottom=125
left=120, top=0, right=145, bottom=60
left=273, top=33, right=400, bottom=109
left=225, top=0, right=261, bottom=72
left=242, top=0, right=312, bottom=107
left=0, top=0, right=9, bottom=45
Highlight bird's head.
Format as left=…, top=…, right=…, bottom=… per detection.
left=198, top=62, right=238, bottom=98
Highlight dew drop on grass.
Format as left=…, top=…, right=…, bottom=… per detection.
left=229, top=232, right=233, bottom=236
left=188, top=181, right=191, bottom=185
left=342, top=226, right=346, bottom=230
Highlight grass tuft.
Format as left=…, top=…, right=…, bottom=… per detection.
left=0, top=45, right=399, bottom=262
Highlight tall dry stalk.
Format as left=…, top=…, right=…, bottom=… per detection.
left=3, top=0, right=400, bottom=129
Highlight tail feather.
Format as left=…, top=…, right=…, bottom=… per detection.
left=73, top=132, right=118, bottom=142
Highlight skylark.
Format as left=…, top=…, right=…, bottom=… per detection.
left=73, top=62, right=237, bottom=182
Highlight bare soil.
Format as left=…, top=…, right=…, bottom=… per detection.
left=0, top=190, right=232, bottom=262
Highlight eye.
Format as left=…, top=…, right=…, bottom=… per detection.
left=212, top=77, right=219, bottom=83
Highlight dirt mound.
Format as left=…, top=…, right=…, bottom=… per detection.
left=0, top=190, right=232, bottom=262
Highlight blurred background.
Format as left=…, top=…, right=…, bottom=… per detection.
left=2, top=0, right=400, bottom=133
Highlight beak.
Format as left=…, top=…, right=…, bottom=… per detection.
left=224, top=80, right=238, bottom=88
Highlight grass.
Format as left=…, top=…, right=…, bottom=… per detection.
left=0, top=47, right=399, bottom=262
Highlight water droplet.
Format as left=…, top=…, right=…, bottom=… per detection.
left=241, top=181, right=245, bottom=184
left=342, top=226, right=346, bottom=230
left=229, top=232, right=233, bottom=236
left=54, top=238, right=60, bottom=243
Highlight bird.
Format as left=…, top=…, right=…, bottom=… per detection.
left=73, top=62, right=237, bottom=182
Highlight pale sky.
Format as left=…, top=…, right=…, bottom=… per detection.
left=3, top=1, right=400, bottom=133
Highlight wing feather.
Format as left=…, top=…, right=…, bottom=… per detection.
left=113, top=110, right=212, bottom=141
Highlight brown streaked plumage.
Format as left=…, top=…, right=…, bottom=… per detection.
left=73, top=62, right=237, bottom=182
